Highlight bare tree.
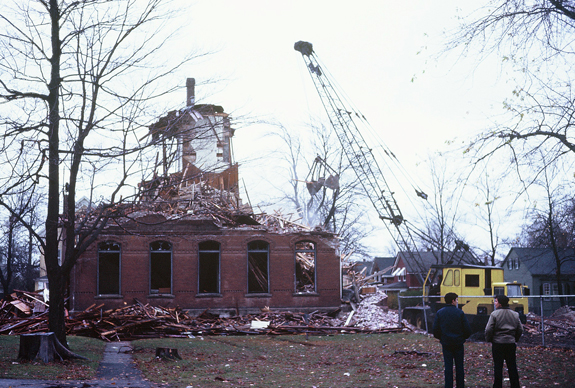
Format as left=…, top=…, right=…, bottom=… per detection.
left=0, top=189, right=42, bottom=295
left=472, top=171, right=502, bottom=266
left=0, top=0, right=200, bottom=345
left=271, top=121, right=373, bottom=259
left=411, top=153, right=474, bottom=264
left=448, top=1, right=575, bottom=179
left=518, top=162, right=575, bottom=305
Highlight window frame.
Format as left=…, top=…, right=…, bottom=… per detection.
left=543, top=282, right=551, bottom=301
left=149, top=240, right=173, bottom=295
left=443, top=269, right=453, bottom=286
left=97, top=241, right=121, bottom=296
left=247, top=240, right=270, bottom=294
left=294, top=240, right=317, bottom=294
left=465, top=274, right=480, bottom=287
left=198, top=240, right=221, bottom=294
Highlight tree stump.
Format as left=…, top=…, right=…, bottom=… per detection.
left=155, top=347, right=182, bottom=360
left=18, top=332, right=87, bottom=363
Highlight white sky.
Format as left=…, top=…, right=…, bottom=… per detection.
left=170, top=1, right=518, bottom=256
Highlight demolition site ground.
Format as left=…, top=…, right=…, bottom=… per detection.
left=1, top=332, right=575, bottom=387
left=2, top=292, right=575, bottom=386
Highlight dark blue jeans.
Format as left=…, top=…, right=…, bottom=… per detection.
left=492, top=343, right=520, bottom=388
left=442, top=343, right=465, bottom=388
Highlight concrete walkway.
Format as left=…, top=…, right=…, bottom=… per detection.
left=0, top=341, right=154, bottom=388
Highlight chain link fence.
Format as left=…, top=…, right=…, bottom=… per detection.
left=397, top=294, right=575, bottom=347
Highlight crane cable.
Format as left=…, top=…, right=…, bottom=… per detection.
left=310, top=52, right=430, bottom=238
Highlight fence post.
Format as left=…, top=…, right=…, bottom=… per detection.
left=539, top=296, right=545, bottom=347
left=422, top=295, right=429, bottom=332
left=398, top=294, right=403, bottom=324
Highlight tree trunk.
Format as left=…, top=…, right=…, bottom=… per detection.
left=18, top=332, right=87, bottom=363
left=47, top=272, right=68, bottom=346
left=155, top=347, right=182, bottom=360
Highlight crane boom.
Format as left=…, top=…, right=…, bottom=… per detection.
left=294, top=41, right=426, bottom=272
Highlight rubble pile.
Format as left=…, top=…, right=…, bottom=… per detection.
left=551, top=305, right=575, bottom=324
left=333, top=290, right=404, bottom=331
left=77, top=179, right=323, bottom=234
left=524, top=307, right=575, bottom=338
left=0, top=293, right=404, bottom=341
left=353, top=291, right=402, bottom=330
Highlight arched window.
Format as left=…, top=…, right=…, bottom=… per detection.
left=295, top=241, right=316, bottom=293
left=247, top=240, right=269, bottom=293
left=98, top=241, right=121, bottom=295
left=150, top=241, right=172, bottom=294
left=198, top=241, right=220, bottom=294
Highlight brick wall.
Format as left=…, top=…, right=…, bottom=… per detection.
left=70, top=219, right=341, bottom=315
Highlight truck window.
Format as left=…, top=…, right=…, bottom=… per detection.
left=454, top=270, right=460, bottom=286
left=465, top=274, right=480, bottom=287
left=444, top=270, right=453, bottom=286
left=494, top=286, right=505, bottom=295
left=507, top=284, right=522, bottom=297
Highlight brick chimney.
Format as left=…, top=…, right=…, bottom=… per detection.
left=186, top=78, right=195, bottom=106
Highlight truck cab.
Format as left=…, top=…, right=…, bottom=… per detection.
left=404, top=264, right=528, bottom=332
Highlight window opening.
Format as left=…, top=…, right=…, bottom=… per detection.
left=247, top=240, right=269, bottom=293
left=295, top=241, right=316, bottom=293
left=494, top=286, right=505, bottom=295
left=507, top=284, right=521, bottom=297
left=465, top=274, right=480, bottom=287
left=514, top=259, right=519, bottom=270
left=198, top=240, right=220, bottom=294
left=150, top=241, right=172, bottom=294
left=454, top=270, right=460, bottom=287
left=98, top=241, right=120, bottom=295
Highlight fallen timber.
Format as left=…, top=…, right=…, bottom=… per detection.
left=1, top=292, right=405, bottom=341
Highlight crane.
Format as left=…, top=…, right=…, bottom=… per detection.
left=294, top=40, right=427, bottom=273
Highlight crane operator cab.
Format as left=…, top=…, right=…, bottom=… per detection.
left=420, top=264, right=528, bottom=331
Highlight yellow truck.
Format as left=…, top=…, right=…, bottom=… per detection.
left=402, top=264, right=529, bottom=332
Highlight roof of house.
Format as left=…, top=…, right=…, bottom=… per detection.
left=506, top=247, right=575, bottom=276
left=397, top=250, right=481, bottom=274
left=372, top=256, right=395, bottom=276
left=350, top=260, right=373, bottom=276
left=380, top=281, right=408, bottom=290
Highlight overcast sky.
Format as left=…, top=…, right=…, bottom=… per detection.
left=172, top=1, right=517, bottom=256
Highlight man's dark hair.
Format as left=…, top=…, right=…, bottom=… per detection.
left=445, top=292, right=458, bottom=304
left=496, top=294, right=509, bottom=307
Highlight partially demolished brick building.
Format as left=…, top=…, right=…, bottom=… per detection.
left=69, top=79, right=341, bottom=315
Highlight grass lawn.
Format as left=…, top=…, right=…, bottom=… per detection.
left=0, top=335, right=105, bottom=381
left=1, top=332, right=574, bottom=387
left=131, top=332, right=575, bottom=388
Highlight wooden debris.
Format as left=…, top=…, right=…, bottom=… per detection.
left=0, top=293, right=404, bottom=340
left=393, top=350, right=434, bottom=356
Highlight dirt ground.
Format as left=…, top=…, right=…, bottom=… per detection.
left=516, top=330, right=575, bottom=349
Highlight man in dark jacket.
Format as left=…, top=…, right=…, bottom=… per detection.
left=433, top=292, right=472, bottom=388
left=485, top=294, right=523, bottom=388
